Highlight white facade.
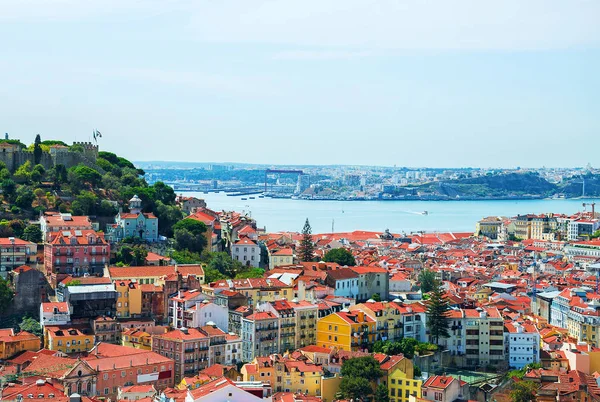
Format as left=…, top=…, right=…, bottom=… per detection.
left=185, top=382, right=269, bottom=402
left=40, top=302, right=72, bottom=328
left=232, top=238, right=261, bottom=268
left=507, top=323, right=540, bottom=369
left=225, top=334, right=243, bottom=365
left=185, top=301, right=229, bottom=333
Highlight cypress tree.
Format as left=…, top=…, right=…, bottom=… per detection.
left=33, top=134, right=42, bottom=165
left=298, top=218, right=315, bottom=262
left=426, top=281, right=451, bottom=345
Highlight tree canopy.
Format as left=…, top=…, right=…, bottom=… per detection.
left=323, top=248, right=356, bottom=266
left=419, top=269, right=436, bottom=293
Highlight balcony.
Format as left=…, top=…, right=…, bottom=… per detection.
left=308, top=324, right=315, bottom=329
left=184, top=348, right=195, bottom=353
left=198, top=346, right=209, bottom=351
left=308, top=315, right=315, bottom=319
left=211, top=339, right=227, bottom=346
left=300, top=325, right=306, bottom=329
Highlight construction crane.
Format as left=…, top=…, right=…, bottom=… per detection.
left=583, top=202, right=596, bottom=216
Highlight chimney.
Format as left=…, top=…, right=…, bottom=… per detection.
left=357, top=311, right=365, bottom=322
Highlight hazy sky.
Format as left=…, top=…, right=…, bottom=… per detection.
left=1, top=1, right=599, bottom=168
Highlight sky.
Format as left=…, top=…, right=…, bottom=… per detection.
left=1, top=0, right=599, bottom=168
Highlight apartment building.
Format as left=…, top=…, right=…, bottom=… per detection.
left=316, top=310, right=376, bottom=352
left=506, top=321, right=540, bottom=369
left=241, top=311, right=280, bottom=362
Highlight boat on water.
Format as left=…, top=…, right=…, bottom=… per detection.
left=241, top=197, right=248, bottom=200
left=258, top=195, right=265, bottom=198
left=249, top=197, right=255, bottom=199
left=422, top=211, right=428, bottom=215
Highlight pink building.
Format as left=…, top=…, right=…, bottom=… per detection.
left=44, top=229, right=109, bottom=285
left=84, top=343, right=174, bottom=399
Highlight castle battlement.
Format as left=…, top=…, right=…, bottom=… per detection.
left=0, top=138, right=100, bottom=172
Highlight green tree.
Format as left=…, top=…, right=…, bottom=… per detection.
left=154, top=201, right=184, bottom=237
left=0, top=277, right=14, bottom=313
left=69, top=165, right=102, bottom=187
left=509, top=381, right=538, bottom=402
left=341, top=356, right=383, bottom=381
left=426, top=281, right=451, bottom=345
left=117, top=245, right=134, bottom=265
left=15, top=187, right=35, bottom=209
left=173, top=219, right=208, bottom=254
left=33, top=134, right=43, bottom=165
left=419, top=270, right=436, bottom=293
left=207, top=252, right=244, bottom=278
left=297, top=218, right=315, bottom=262
left=14, top=160, right=32, bottom=183
left=19, top=316, right=42, bottom=337
left=235, top=267, right=265, bottom=279
left=371, top=293, right=381, bottom=302
left=323, top=248, right=356, bottom=266
left=71, top=191, right=98, bottom=215
left=49, top=164, right=67, bottom=189
left=374, top=384, right=389, bottom=402
left=340, top=377, right=373, bottom=402
left=7, top=220, right=26, bottom=237
left=1, top=179, right=16, bottom=200
left=205, top=267, right=227, bottom=283
left=131, top=245, right=148, bottom=266
left=172, top=250, right=203, bottom=264
left=22, top=225, right=42, bottom=243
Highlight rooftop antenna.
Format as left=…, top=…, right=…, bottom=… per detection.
left=332, top=218, right=335, bottom=233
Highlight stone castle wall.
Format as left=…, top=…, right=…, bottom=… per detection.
left=0, top=141, right=100, bottom=172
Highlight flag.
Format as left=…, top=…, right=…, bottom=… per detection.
left=93, top=130, right=96, bottom=141
left=95, top=130, right=102, bottom=138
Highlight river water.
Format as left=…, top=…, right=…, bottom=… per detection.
left=184, top=192, right=599, bottom=234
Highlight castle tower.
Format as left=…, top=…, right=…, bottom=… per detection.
left=129, top=195, right=142, bottom=214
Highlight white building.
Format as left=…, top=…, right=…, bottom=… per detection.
left=184, top=300, right=229, bottom=333
left=225, top=333, right=243, bottom=365
left=232, top=238, right=261, bottom=268
left=505, top=322, right=540, bottom=369
left=185, top=377, right=271, bottom=402
left=40, top=302, right=71, bottom=328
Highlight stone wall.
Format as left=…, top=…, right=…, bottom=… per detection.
left=0, top=141, right=100, bottom=173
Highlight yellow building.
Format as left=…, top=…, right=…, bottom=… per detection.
left=242, top=356, right=324, bottom=395
left=388, top=367, right=422, bottom=402
left=566, top=305, right=600, bottom=348
left=177, top=373, right=212, bottom=390
left=0, top=329, right=40, bottom=360
left=209, top=278, right=294, bottom=307
left=121, top=327, right=152, bottom=350
left=115, top=280, right=142, bottom=318
left=317, top=311, right=376, bottom=352
left=269, top=247, right=295, bottom=270
left=106, top=264, right=205, bottom=286
left=475, top=217, right=503, bottom=240
left=44, top=326, right=95, bottom=353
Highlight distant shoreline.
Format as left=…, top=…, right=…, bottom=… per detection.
left=174, top=190, right=598, bottom=202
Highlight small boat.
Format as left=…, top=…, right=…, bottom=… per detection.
left=241, top=197, right=248, bottom=200
left=421, top=211, right=428, bottom=215
left=258, top=195, right=264, bottom=198
left=249, top=196, right=255, bottom=199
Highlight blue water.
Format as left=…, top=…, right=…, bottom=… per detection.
left=185, top=192, right=599, bottom=234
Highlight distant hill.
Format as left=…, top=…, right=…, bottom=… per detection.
left=419, top=172, right=558, bottom=198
